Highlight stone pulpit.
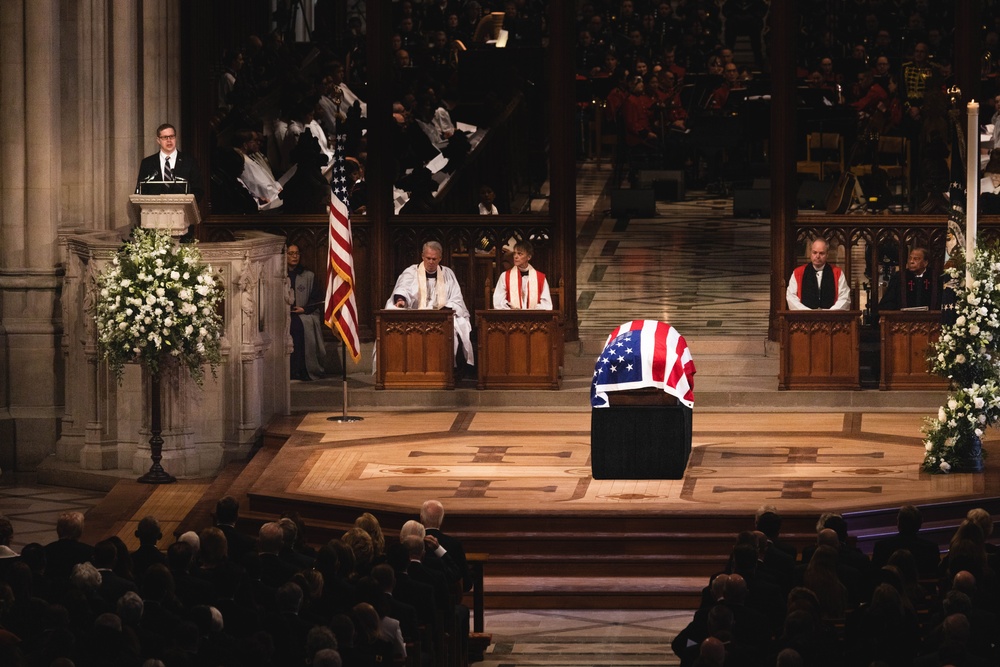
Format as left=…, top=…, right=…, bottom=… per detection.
left=57, top=228, right=291, bottom=478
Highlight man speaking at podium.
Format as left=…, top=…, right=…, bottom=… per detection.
left=135, top=123, right=204, bottom=201
left=386, top=241, right=474, bottom=367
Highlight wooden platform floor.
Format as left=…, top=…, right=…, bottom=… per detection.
left=246, top=410, right=998, bottom=519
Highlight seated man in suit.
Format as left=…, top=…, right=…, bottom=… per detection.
left=386, top=241, right=474, bottom=366
left=786, top=238, right=851, bottom=310
left=492, top=240, right=552, bottom=310
left=870, top=504, right=940, bottom=577
left=135, top=123, right=204, bottom=200
left=877, top=247, right=940, bottom=311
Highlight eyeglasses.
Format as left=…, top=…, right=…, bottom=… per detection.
left=158, top=134, right=176, bottom=140
left=287, top=251, right=300, bottom=256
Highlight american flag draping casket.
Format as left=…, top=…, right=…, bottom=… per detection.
left=591, top=320, right=696, bottom=409
left=590, top=320, right=695, bottom=480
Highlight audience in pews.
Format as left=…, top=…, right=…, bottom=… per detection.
left=673, top=503, right=1000, bottom=666
left=0, top=494, right=490, bottom=666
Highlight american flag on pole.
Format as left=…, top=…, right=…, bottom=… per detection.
left=591, top=320, right=695, bottom=408
left=324, top=133, right=361, bottom=361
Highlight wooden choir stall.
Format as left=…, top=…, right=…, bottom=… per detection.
left=475, top=278, right=564, bottom=390
left=475, top=309, right=563, bottom=389
left=879, top=310, right=949, bottom=391
left=778, top=310, right=861, bottom=390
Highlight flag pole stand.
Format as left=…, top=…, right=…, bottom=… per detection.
left=328, top=341, right=362, bottom=423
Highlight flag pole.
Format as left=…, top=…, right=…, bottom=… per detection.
left=324, top=135, right=363, bottom=423
left=328, top=341, right=362, bottom=423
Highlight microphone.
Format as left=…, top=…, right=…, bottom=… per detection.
left=136, top=172, right=158, bottom=194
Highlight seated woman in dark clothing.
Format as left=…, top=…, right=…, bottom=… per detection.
left=286, top=244, right=327, bottom=381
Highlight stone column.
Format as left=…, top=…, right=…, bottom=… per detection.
left=111, top=0, right=143, bottom=228
left=141, top=0, right=182, bottom=144
left=0, top=0, right=65, bottom=471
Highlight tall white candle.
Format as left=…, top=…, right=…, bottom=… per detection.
left=967, top=100, right=979, bottom=286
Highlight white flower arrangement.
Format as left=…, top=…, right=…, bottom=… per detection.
left=92, top=229, right=224, bottom=383
left=922, top=246, right=1000, bottom=472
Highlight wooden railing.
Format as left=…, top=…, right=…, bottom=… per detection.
left=201, top=214, right=557, bottom=343
left=792, top=213, right=1000, bottom=305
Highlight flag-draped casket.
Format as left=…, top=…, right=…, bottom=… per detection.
left=590, top=320, right=695, bottom=479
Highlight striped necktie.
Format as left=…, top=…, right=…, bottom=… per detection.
left=163, top=156, right=174, bottom=181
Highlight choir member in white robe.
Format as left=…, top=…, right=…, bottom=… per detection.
left=492, top=240, right=552, bottom=310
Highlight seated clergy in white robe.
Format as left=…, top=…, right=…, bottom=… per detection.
left=386, top=241, right=474, bottom=364
left=492, top=240, right=552, bottom=310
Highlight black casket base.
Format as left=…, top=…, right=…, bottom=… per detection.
left=590, top=392, right=693, bottom=480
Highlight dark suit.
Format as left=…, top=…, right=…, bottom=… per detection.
left=130, top=544, right=166, bottom=579
left=43, top=538, right=94, bottom=582
left=408, top=559, right=453, bottom=613
left=96, top=567, right=138, bottom=609
left=427, top=527, right=472, bottom=593
left=217, top=523, right=257, bottom=564
left=870, top=532, right=941, bottom=577
left=384, top=592, right=420, bottom=642
left=135, top=151, right=204, bottom=200
left=393, top=571, right=439, bottom=636
left=877, top=269, right=940, bottom=311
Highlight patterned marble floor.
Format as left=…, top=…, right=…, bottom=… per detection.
left=573, top=162, right=771, bottom=341
left=254, top=410, right=991, bottom=518
left=0, top=476, right=105, bottom=550
left=480, top=609, right=688, bottom=666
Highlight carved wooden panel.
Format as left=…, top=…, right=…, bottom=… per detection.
left=475, top=310, right=563, bottom=389
left=779, top=311, right=861, bottom=390
left=879, top=311, right=950, bottom=390
left=375, top=309, right=455, bottom=389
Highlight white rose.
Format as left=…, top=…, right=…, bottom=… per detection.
left=980, top=307, right=989, bottom=316
left=925, top=442, right=933, bottom=451
left=940, top=461, right=951, bottom=472
left=170, top=271, right=180, bottom=280
left=939, top=407, right=947, bottom=422
left=948, top=399, right=959, bottom=411
left=974, top=397, right=985, bottom=409
left=955, top=354, right=967, bottom=364
left=956, top=316, right=967, bottom=326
